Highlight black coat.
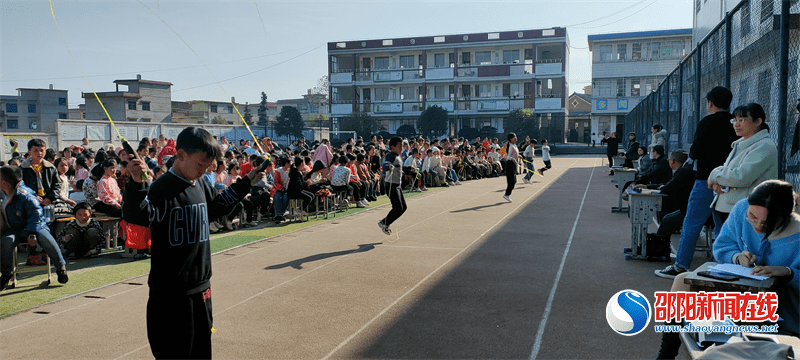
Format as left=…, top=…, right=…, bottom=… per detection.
left=689, top=111, right=738, bottom=180
left=648, top=162, right=696, bottom=215
left=638, top=155, right=671, bottom=185
left=625, top=140, right=640, bottom=161
left=603, top=137, right=622, bottom=156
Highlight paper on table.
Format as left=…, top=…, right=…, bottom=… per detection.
left=708, top=264, right=769, bottom=281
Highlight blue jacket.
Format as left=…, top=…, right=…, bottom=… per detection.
left=4, top=182, right=47, bottom=234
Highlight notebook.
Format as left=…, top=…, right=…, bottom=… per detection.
left=708, top=264, right=769, bottom=281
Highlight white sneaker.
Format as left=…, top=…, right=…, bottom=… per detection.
left=455, top=181, right=462, bottom=185
left=356, top=202, right=365, bottom=208
left=503, top=195, right=512, bottom=202
left=209, top=222, right=219, bottom=232
left=523, top=178, right=530, bottom=184
left=361, top=199, right=369, bottom=206
left=248, top=221, right=259, bottom=227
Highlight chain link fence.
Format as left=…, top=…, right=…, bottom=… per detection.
left=626, top=0, right=800, bottom=190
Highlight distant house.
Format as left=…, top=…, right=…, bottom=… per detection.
left=567, top=92, right=591, bottom=143
left=83, top=74, right=172, bottom=123
left=0, top=85, right=68, bottom=132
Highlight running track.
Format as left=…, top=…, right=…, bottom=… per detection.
left=0, top=156, right=693, bottom=359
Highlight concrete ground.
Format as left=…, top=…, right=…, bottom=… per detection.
left=0, top=156, right=705, bottom=359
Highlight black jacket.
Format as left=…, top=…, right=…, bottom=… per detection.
left=603, top=137, right=622, bottom=156
left=689, top=111, right=738, bottom=180
left=625, top=140, right=640, bottom=161
left=638, top=155, right=671, bottom=185
left=123, top=171, right=251, bottom=297
left=647, top=162, right=696, bottom=215
left=20, top=159, right=63, bottom=203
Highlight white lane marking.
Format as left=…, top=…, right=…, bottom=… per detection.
left=321, top=158, right=583, bottom=360
left=528, top=158, right=597, bottom=360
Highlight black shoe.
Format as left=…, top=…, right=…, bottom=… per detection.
left=56, top=267, right=68, bottom=284
left=654, top=265, right=686, bottom=279
left=0, top=274, right=10, bottom=291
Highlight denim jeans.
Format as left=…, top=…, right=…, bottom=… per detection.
left=675, top=180, right=715, bottom=270
left=273, top=191, right=288, bottom=217
left=1, top=228, right=66, bottom=276
left=523, top=157, right=535, bottom=180
left=447, top=169, right=458, bottom=182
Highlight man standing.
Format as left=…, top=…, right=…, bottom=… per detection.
left=603, top=132, right=621, bottom=175
left=655, top=86, right=738, bottom=279
left=0, top=166, right=68, bottom=290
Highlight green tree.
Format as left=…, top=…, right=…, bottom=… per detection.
left=504, top=109, right=540, bottom=141
left=211, top=115, right=226, bottom=125
left=258, top=92, right=268, bottom=127
left=339, top=112, right=378, bottom=140
left=274, top=106, right=305, bottom=142
left=396, top=124, right=417, bottom=139
left=242, top=103, right=253, bottom=125
left=417, top=105, right=449, bottom=139
left=479, top=126, right=497, bottom=139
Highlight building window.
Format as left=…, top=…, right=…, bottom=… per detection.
left=142, top=102, right=151, bottom=111
left=434, top=36, right=445, bottom=43
left=434, top=54, right=446, bottom=68
left=542, top=29, right=555, bottom=36
left=695, top=0, right=701, bottom=14
left=671, top=41, right=686, bottom=58
left=7, top=119, right=18, bottom=129
left=617, top=44, right=627, bottom=61
left=616, top=79, right=625, bottom=97
left=650, top=42, right=661, bottom=59
left=631, top=79, right=641, bottom=97
left=475, top=51, right=491, bottom=65
left=760, top=0, right=773, bottom=22
left=434, top=86, right=445, bottom=99
left=210, top=104, right=218, bottom=113
left=461, top=52, right=471, bottom=65
left=502, top=83, right=520, bottom=97
left=572, top=99, right=579, bottom=107
left=6, top=103, right=17, bottom=113
left=374, top=88, right=390, bottom=101
left=28, top=104, right=36, bottom=113
left=400, top=87, right=415, bottom=100
left=128, top=101, right=136, bottom=110
left=29, top=119, right=38, bottom=130
left=596, top=80, right=612, bottom=97
left=382, top=39, right=393, bottom=46
left=58, top=113, right=67, bottom=119
left=502, top=50, right=520, bottom=63
left=374, top=57, right=390, bottom=69
left=488, top=33, right=500, bottom=40
left=478, top=84, right=491, bottom=98
left=400, top=55, right=414, bottom=69
left=336, top=42, right=346, bottom=49
left=599, top=45, right=612, bottom=62
left=226, top=105, right=233, bottom=113
left=631, top=43, right=642, bottom=60
left=58, top=97, right=67, bottom=106
left=141, top=118, right=152, bottom=122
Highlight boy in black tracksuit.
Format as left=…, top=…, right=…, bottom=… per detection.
left=377, top=137, right=406, bottom=235
left=124, top=127, right=263, bottom=359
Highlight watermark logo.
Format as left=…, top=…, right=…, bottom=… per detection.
left=606, top=290, right=651, bottom=336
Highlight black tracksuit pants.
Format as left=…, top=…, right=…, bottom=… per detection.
left=383, top=183, right=406, bottom=227
left=147, top=289, right=213, bottom=359
left=505, top=160, right=516, bottom=196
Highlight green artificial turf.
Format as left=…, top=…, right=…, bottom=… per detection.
left=0, top=190, right=428, bottom=317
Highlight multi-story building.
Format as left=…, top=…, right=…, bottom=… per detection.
left=83, top=75, right=172, bottom=123
left=588, top=29, right=692, bottom=136
left=0, top=85, right=69, bottom=132
left=171, top=98, right=251, bottom=125
left=328, top=28, right=569, bottom=140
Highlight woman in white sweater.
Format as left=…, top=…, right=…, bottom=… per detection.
left=707, top=102, right=778, bottom=235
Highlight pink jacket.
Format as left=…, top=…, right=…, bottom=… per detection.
left=97, top=175, right=122, bottom=207
left=311, top=144, right=332, bottom=167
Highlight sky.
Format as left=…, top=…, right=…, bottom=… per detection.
left=1, top=0, right=693, bottom=108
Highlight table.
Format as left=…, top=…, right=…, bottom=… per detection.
left=611, top=168, right=637, bottom=213
left=679, top=262, right=789, bottom=358
left=684, top=262, right=776, bottom=292
left=315, top=194, right=334, bottom=220
left=624, top=190, right=667, bottom=260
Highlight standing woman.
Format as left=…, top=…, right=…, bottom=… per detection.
left=503, top=132, right=520, bottom=202
left=707, top=102, right=778, bottom=235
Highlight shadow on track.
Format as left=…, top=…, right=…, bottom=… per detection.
left=264, top=243, right=381, bottom=270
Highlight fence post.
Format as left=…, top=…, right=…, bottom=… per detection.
left=724, top=11, right=732, bottom=89
left=695, top=44, right=702, bottom=130
left=778, top=0, right=790, bottom=179
left=678, top=62, right=684, bottom=149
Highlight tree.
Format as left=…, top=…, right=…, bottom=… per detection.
left=504, top=109, right=540, bottom=141
left=417, top=105, right=449, bottom=140
left=258, top=92, right=268, bottom=127
left=458, top=127, right=480, bottom=140
left=396, top=124, right=417, bottom=139
left=274, top=106, right=305, bottom=142
left=211, top=115, right=226, bottom=125
left=339, top=112, right=378, bottom=140
left=242, top=102, right=253, bottom=125
left=479, top=126, right=497, bottom=139
left=311, top=75, right=329, bottom=98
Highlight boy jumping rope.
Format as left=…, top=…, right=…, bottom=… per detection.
left=538, top=139, right=552, bottom=176
left=125, top=127, right=264, bottom=359
left=378, top=137, right=406, bottom=235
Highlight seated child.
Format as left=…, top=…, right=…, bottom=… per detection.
left=58, top=202, right=105, bottom=258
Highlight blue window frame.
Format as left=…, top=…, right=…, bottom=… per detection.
left=6, top=103, right=17, bottom=113
left=28, top=104, right=36, bottom=113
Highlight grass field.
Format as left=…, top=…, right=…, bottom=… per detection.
left=0, top=191, right=427, bottom=317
